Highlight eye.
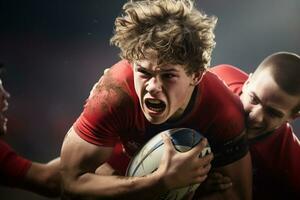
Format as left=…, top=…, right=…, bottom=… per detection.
left=137, top=68, right=152, bottom=78
left=249, top=93, right=259, bottom=105
left=266, top=108, right=283, bottom=118
left=162, top=73, right=176, bottom=79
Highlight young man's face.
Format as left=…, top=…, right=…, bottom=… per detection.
left=240, top=69, right=299, bottom=139
left=133, top=56, right=201, bottom=124
left=0, top=79, right=9, bottom=135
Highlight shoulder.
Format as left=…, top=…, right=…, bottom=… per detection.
left=250, top=123, right=300, bottom=164
left=87, top=60, right=137, bottom=111
left=201, top=71, right=244, bottom=115
left=73, top=60, right=138, bottom=145
left=273, top=123, right=300, bottom=149
left=209, top=64, right=248, bottom=86
left=106, top=59, right=133, bottom=82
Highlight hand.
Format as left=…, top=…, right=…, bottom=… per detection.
left=155, top=133, right=214, bottom=190
left=199, top=172, right=232, bottom=194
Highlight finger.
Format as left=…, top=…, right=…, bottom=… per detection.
left=195, top=163, right=211, bottom=177
left=212, top=174, right=231, bottom=185
left=188, top=138, right=208, bottom=156
left=194, top=174, right=208, bottom=184
left=196, top=153, right=213, bottom=166
left=161, top=133, right=175, bottom=152
left=222, top=176, right=231, bottom=183
left=210, top=172, right=224, bottom=179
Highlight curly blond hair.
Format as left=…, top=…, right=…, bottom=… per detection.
left=110, top=0, right=217, bottom=74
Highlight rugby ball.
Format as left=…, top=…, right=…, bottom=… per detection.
left=126, top=128, right=211, bottom=200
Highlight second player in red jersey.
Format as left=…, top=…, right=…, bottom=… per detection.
left=210, top=52, right=300, bottom=199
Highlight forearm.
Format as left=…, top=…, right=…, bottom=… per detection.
left=63, top=171, right=168, bottom=200
left=61, top=128, right=213, bottom=199
left=194, top=152, right=252, bottom=200
left=19, top=158, right=61, bottom=197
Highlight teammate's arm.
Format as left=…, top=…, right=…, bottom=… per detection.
left=195, top=130, right=252, bottom=200
left=60, top=127, right=213, bottom=200
left=17, top=158, right=61, bottom=197
left=213, top=151, right=252, bottom=200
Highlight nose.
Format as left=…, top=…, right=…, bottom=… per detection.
left=249, top=105, right=264, bottom=124
left=0, top=88, right=10, bottom=100
left=3, top=90, right=10, bottom=99
left=146, top=76, right=162, bottom=95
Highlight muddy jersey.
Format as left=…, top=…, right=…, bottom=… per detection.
left=211, top=64, right=300, bottom=199
left=0, top=139, right=31, bottom=186
left=74, top=60, right=248, bottom=173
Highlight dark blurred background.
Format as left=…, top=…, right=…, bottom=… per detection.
left=0, top=0, right=299, bottom=199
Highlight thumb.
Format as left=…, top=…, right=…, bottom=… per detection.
left=161, top=133, right=175, bottom=152
left=188, top=137, right=208, bottom=156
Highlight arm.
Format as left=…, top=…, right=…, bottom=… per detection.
left=60, top=127, right=213, bottom=200
left=200, top=124, right=300, bottom=197
left=194, top=151, right=252, bottom=200
left=0, top=139, right=61, bottom=197
left=18, top=157, right=61, bottom=197
left=193, top=128, right=252, bottom=200
left=194, top=172, right=233, bottom=194
left=212, top=151, right=252, bottom=200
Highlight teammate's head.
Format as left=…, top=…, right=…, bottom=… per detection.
left=0, top=64, right=10, bottom=135
left=111, top=0, right=217, bottom=124
left=111, top=0, right=217, bottom=75
left=240, top=52, right=300, bottom=139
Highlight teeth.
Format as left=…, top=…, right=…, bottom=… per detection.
left=148, top=99, right=161, bottom=104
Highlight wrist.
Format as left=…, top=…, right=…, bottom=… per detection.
left=150, top=169, right=169, bottom=192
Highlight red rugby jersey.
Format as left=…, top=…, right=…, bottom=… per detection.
left=74, top=60, right=247, bottom=174
left=211, top=64, right=300, bottom=199
left=0, top=139, right=31, bottom=186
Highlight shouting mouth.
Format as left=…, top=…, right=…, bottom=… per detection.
left=145, top=98, right=166, bottom=113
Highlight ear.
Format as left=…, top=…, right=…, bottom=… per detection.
left=190, top=71, right=204, bottom=86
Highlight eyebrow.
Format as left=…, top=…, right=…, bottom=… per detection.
left=135, top=64, right=151, bottom=73
left=135, top=63, right=179, bottom=73
left=160, top=68, right=179, bottom=73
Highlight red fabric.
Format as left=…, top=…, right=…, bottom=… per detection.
left=74, top=60, right=246, bottom=174
left=210, top=64, right=247, bottom=96
left=0, top=139, right=32, bottom=186
left=107, top=143, right=130, bottom=175
left=211, top=64, right=300, bottom=198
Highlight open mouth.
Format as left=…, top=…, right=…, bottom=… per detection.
left=246, top=118, right=264, bottom=130
left=145, top=98, right=166, bottom=113
left=247, top=125, right=262, bottom=129
left=247, top=124, right=264, bottom=131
